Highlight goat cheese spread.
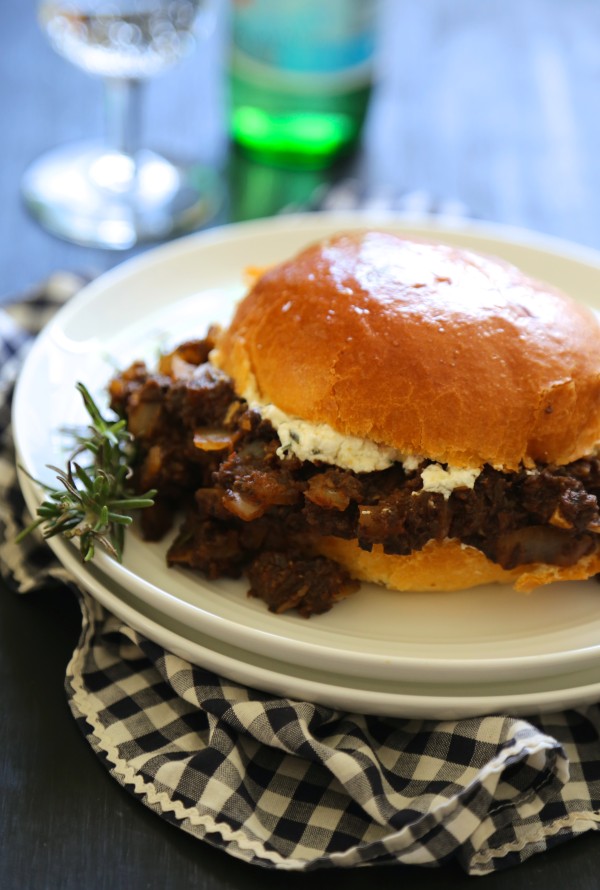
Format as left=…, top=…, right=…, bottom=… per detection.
left=250, top=398, right=482, bottom=490
left=257, top=403, right=401, bottom=473
left=420, top=463, right=480, bottom=498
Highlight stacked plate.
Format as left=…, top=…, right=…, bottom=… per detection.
left=14, top=212, right=600, bottom=718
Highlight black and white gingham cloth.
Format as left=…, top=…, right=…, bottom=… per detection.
left=2, top=279, right=600, bottom=875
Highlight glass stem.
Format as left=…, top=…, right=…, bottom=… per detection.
left=103, top=77, right=141, bottom=158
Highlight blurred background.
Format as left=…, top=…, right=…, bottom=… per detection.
left=2, top=0, right=600, bottom=299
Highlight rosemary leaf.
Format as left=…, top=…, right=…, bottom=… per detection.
left=16, top=382, right=156, bottom=562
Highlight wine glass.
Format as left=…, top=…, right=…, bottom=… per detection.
left=22, top=0, right=220, bottom=250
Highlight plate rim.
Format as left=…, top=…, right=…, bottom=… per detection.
left=26, top=489, right=600, bottom=720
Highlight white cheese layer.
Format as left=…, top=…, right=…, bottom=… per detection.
left=258, top=404, right=401, bottom=473
left=249, top=397, right=482, bottom=491
left=420, top=464, right=480, bottom=499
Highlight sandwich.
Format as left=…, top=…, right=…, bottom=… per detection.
left=109, top=230, right=600, bottom=615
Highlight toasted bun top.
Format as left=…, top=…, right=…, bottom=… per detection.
left=214, top=230, right=600, bottom=469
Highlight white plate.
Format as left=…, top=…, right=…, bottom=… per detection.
left=22, top=491, right=600, bottom=719
left=13, top=212, right=600, bottom=691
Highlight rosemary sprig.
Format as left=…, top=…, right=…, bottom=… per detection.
left=17, top=382, right=156, bottom=562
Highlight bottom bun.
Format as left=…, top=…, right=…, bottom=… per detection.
left=314, top=537, right=600, bottom=593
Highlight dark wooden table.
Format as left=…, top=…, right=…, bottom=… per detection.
left=3, top=1, right=600, bottom=887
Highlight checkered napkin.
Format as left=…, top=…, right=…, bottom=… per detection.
left=2, top=277, right=600, bottom=876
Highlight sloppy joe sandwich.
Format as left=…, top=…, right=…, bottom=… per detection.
left=109, top=230, right=600, bottom=615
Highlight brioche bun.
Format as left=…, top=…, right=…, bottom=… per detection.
left=315, top=536, right=600, bottom=594
left=216, top=230, right=600, bottom=470
left=214, top=230, right=600, bottom=592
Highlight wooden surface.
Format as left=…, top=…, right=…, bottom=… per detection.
left=3, top=0, right=600, bottom=886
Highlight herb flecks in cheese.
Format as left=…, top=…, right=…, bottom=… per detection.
left=258, top=404, right=401, bottom=473
left=248, top=395, right=482, bottom=489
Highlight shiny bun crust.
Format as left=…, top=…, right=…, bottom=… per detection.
left=215, top=230, right=600, bottom=469
left=314, top=536, right=600, bottom=593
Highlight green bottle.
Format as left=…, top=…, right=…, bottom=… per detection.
left=229, top=0, right=378, bottom=170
